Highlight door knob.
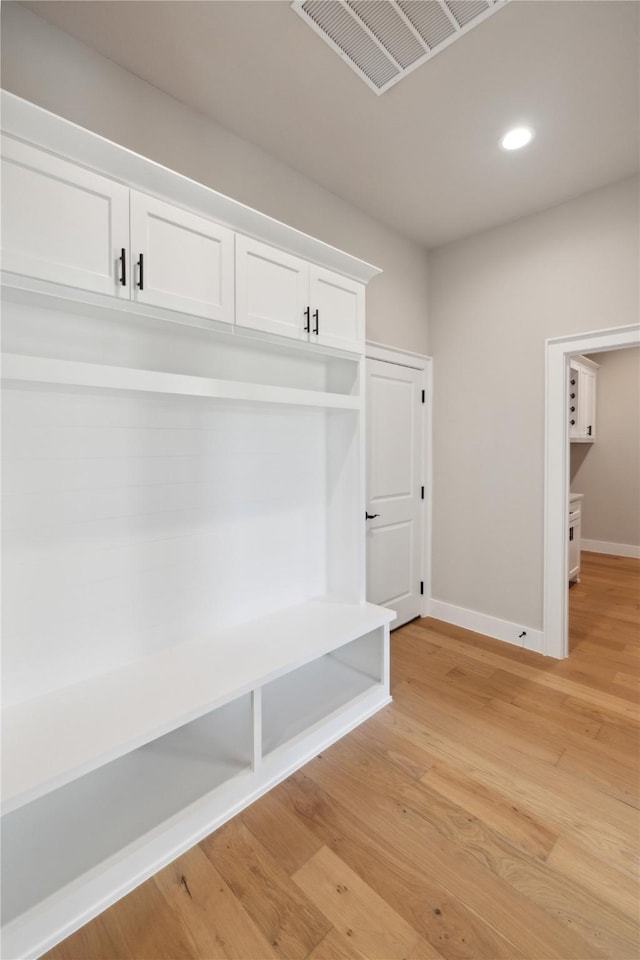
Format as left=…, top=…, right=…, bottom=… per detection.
left=365, top=512, right=380, bottom=520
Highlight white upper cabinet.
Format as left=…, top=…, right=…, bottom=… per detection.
left=130, top=192, right=234, bottom=323
left=1, top=137, right=130, bottom=298
left=310, top=266, right=364, bottom=352
left=1, top=110, right=375, bottom=352
left=569, top=355, right=598, bottom=442
left=235, top=235, right=308, bottom=340
left=236, top=235, right=365, bottom=353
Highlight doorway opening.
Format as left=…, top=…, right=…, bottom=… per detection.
left=543, top=324, right=640, bottom=659
left=567, top=345, right=640, bottom=655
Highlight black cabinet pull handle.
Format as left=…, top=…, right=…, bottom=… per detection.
left=570, top=393, right=575, bottom=399
left=119, top=248, right=126, bottom=286
left=570, top=406, right=575, bottom=412
left=570, top=379, right=576, bottom=385
left=313, top=309, right=319, bottom=335
left=365, top=512, right=380, bottom=520
left=137, top=254, right=144, bottom=290
left=570, top=419, right=576, bottom=425
left=587, top=425, right=592, bottom=436
left=304, top=306, right=310, bottom=332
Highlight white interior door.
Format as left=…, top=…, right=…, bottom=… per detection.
left=366, top=358, right=424, bottom=627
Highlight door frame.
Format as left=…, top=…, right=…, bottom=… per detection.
left=543, top=323, right=640, bottom=658
left=365, top=341, right=432, bottom=618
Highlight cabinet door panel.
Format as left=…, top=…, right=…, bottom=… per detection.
left=1, top=137, right=129, bottom=297
left=310, top=267, right=364, bottom=353
left=235, top=235, right=308, bottom=340
left=130, top=192, right=234, bottom=323
left=579, top=368, right=596, bottom=440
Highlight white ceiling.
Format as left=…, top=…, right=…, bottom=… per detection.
left=22, top=0, right=640, bottom=249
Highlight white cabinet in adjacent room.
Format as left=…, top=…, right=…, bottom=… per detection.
left=1, top=137, right=130, bottom=298
left=578, top=365, right=597, bottom=441
left=130, top=192, right=235, bottom=323
left=236, top=235, right=365, bottom=353
left=569, top=355, right=599, bottom=442
left=568, top=494, right=583, bottom=582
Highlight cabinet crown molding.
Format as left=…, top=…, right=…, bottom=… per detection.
left=0, top=90, right=381, bottom=285
left=571, top=354, right=600, bottom=371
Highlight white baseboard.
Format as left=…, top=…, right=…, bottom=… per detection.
left=429, top=599, right=544, bottom=654
left=581, top=540, right=640, bottom=559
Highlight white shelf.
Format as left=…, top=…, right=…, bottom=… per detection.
left=1, top=599, right=394, bottom=815
left=1, top=353, right=360, bottom=411
left=262, top=654, right=382, bottom=755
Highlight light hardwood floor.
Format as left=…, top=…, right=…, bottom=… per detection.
left=46, top=552, right=639, bottom=959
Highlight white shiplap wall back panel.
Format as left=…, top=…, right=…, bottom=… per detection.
left=2, top=306, right=329, bottom=707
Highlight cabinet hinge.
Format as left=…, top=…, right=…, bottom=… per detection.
left=421, top=390, right=425, bottom=403
left=421, top=486, right=424, bottom=500
left=420, top=581, right=424, bottom=595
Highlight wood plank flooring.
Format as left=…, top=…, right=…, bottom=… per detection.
left=45, top=552, right=640, bottom=959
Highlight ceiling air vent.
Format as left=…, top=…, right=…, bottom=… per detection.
left=292, top=0, right=508, bottom=94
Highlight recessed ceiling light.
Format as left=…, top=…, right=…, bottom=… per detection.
left=500, top=126, right=534, bottom=151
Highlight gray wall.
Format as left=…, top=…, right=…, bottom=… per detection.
left=0, top=2, right=429, bottom=355
left=571, top=347, right=640, bottom=548
left=429, top=175, right=639, bottom=629
left=3, top=3, right=639, bottom=635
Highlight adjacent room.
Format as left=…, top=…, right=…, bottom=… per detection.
left=1, top=2, right=638, bottom=958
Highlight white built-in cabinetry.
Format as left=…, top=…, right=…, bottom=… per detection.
left=1, top=135, right=363, bottom=351
left=569, top=355, right=599, bottom=442
left=0, top=91, right=393, bottom=959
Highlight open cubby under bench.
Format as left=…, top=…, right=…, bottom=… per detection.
left=1, top=599, right=393, bottom=958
